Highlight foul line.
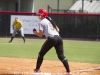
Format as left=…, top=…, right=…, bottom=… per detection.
left=72, top=67, right=100, bottom=73
left=13, top=67, right=100, bottom=75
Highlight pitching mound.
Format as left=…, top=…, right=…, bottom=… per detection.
left=0, top=57, right=100, bottom=75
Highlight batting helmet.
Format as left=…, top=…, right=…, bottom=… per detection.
left=37, top=8, right=48, bottom=18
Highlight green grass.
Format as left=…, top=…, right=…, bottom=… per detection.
left=0, top=38, right=100, bottom=64
left=63, top=41, right=100, bottom=63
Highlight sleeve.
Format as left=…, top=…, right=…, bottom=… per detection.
left=19, top=21, right=22, bottom=27
left=39, top=23, right=43, bottom=31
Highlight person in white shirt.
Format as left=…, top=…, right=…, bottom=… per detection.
left=33, top=8, right=71, bottom=75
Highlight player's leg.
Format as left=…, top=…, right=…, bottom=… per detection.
left=20, top=28, right=25, bottom=43
left=8, top=29, right=16, bottom=43
left=34, top=37, right=55, bottom=72
left=54, top=36, right=71, bottom=74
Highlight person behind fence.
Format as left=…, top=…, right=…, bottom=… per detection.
left=8, top=17, right=25, bottom=43
left=33, top=8, right=72, bottom=75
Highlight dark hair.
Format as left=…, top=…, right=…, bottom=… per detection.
left=46, top=16, right=57, bottom=30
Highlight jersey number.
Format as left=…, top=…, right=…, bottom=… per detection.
left=49, top=23, right=54, bottom=30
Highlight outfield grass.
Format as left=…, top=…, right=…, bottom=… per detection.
left=0, top=38, right=100, bottom=64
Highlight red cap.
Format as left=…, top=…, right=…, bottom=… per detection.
left=37, top=8, right=48, bottom=17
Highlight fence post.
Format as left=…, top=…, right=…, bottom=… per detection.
left=82, top=0, right=84, bottom=13
left=18, top=0, right=20, bottom=12
left=57, top=0, right=59, bottom=13
left=96, top=16, right=99, bottom=41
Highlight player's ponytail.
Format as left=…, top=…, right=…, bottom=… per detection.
left=46, top=16, right=57, bottom=31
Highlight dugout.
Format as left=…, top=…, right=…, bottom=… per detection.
left=0, top=11, right=100, bottom=40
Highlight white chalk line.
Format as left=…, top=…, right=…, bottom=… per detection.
left=72, top=67, right=100, bottom=74
left=32, top=67, right=100, bottom=75
left=13, top=67, right=100, bottom=75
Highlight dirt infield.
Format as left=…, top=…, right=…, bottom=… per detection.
left=0, top=57, right=100, bottom=75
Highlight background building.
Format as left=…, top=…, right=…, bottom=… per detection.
left=0, top=0, right=34, bottom=12
left=0, top=0, right=76, bottom=12
left=69, top=0, right=100, bottom=13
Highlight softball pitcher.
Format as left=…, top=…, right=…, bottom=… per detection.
left=8, top=17, right=25, bottom=43
left=33, top=8, right=71, bottom=75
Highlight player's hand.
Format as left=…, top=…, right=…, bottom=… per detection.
left=33, top=28, right=37, bottom=34
left=16, top=29, right=21, bottom=34
left=33, top=31, right=37, bottom=34
left=18, top=29, right=21, bottom=32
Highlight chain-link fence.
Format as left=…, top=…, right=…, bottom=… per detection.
left=49, top=13, right=100, bottom=40
left=0, top=11, right=100, bottom=40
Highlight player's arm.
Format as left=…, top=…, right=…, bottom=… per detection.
left=33, top=23, right=43, bottom=37
left=34, top=30, right=43, bottom=37
left=12, top=22, right=15, bottom=30
left=12, top=25, right=14, bottom=30
left=19, top=21, right=22, bottom=31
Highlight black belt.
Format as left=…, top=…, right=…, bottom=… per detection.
left=54, top=35, right=59, bottom=37
left=48, top=35, right=59, bottom=38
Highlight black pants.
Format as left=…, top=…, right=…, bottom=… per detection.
left=36, top=35, right=70, bottom=72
